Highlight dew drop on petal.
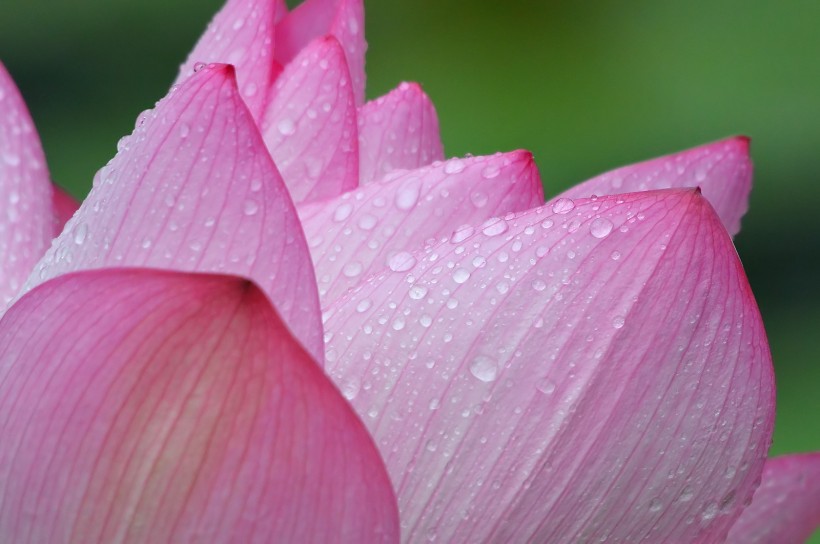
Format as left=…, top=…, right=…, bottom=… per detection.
left=481, top=217, right=508, bottom=237
left=452, top=268, right=471, bottom=284
left=277, top=118, right=296, bottom=136
left=444, top=158, right=466, bottom=174
left=612, top=315, right=626, bottom=329
left=470, top=355, right=498, bottom=382
left=73, top=223, right=88, bottom=245
left=450, top=225, right=475, bottom=243
left=388, top=251, right=417, bottom=272
left=536, top=378, right=556, bottom=394
left=333, top=202, right=353, bottom=222
left=409, top=285, right=429, bottom=300
left=243, top=199, right=259, bottom=216
left=552, top=198, right=575, bottom=214
left=590, top=217, right=614, bottom=238
left=395, top=183, right=420, bottom=210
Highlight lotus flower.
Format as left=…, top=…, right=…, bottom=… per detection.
left=0, top=0, right=818, bottom=542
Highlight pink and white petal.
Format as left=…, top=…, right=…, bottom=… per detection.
left=557, top=137, right=752, bottom=235
left=275, top=0, right=366, bottom=105
left=0, top=62, right=55, bottom=304
left=0, top=268, right=399, bottom=543
left=261, top=36, right=358, bottom=203
left=358, top=82, right=444, bottom=184
left=51, top=184, right=79, bottom=234
left=21, top=65, right=323, bottom=362
left=298, top=152, right=543, bottom=305
left=726, top=453, right=820, bottom=544
left=323, top=189, right=774, bottom=542
left=175, top=0, right=279, bottom=120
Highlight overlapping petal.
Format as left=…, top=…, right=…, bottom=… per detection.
left=261, top=36, right=358, bottom=203
left=322, top=189, right=773, bottom=542
left=358, top=82, right=444, bottom=183
left=0, top=63, right=59, bottom=304
left=557, top=137, right=752, bottom=235
left=21, top=64, right=323, bottom=361
left=275, top=0, right=366, bottom=105
left=175, top=0, right=280, bottom=120
left=727, top=453, right=820, bottom=544
left=0, top=268, right=399, bottom=543
left=298, top=152, right=543, bottom=305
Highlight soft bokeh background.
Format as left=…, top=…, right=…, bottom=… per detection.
left=2, top=0, right=818, bottom=536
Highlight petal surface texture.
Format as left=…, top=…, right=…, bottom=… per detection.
left=261, top=36, right=358, bottom=203
left=175, top=0, right=278, bottom=120
left=22, top=65, right=323, bottom=361
left=276, top=0, right=366, bottom=105
left=322, top=189, right=774, bottom=542
left=558, top=137, right=752, bottom=235
left=726, top=452, right=820, bottom=544
left=0, top=269, right=399, bottom=543
left=358, top=82, right=444, bottom=183
left=298, top=152, right=543, bottom=305
left=0, top=63, right=54, bottom=304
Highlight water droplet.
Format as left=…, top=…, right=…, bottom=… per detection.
left=277, top=118, right=296, bottom=136
left=388, top=251, right=417, bottom=272
left=452, top=268, right=471, bottom=284
left=356, top=299, right=372, bottom=313
left=243, top=199, right=259, bottom=216
left=343, top=262, right=363, bottom=277
left=470, top=355, right=498, bottom=382
left=648, top=498, right=663, bottom=513
left=409, top=285, right=428, bottom=300
left=612, top=315, right=625, bottom=329
left=450, top=225, right=475, bottom=243
left=2, top=151, right=20, bottom=167
left=679, top=487, right=694, bottom=503
left=701, top=502, right=719, bottom=521
left=482, top=164, right=501, bottom=179
left=395, top=183, right=420, bottom=210
left=536, top=378, right=556, bottom=394
left=193, top=61, right=207, bottom=72
left=444, top=158, right=466, bottom=174
left=551, top=198, right=575, bottom=214
left=470, top=191, right=489, bottom=208
left=178, top=122, right=190, bottom=138
left=357, top=214, right=377, bottom=230
left=590, top=217, right=614, bottom=238
left=340, top=377, right=360, bottom=400
left=610, top=251, right=621, bottom=261
left=481, top=217, right=508, bottom=237
left=73, top=223, right=88, bottom=245
left=333, top=202, right=353, bottom=222
left=531, top=279, right=547, bottom=292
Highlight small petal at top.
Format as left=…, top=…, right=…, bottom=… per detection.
left=726, top=452, right=820, bottom=544
left=557, top=137, right=752, bottom=236
left=276, top=0, right=366, bottom=105
left=358, top=82, right=444, bottom=184
left=175, top=0, right=279, bottom=120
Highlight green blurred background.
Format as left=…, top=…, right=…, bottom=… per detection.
left=2, top=0, right=818, bottom=535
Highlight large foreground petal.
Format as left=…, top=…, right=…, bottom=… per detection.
left=0, top=269, right=398, bottom=543
left=298, top=152, right=543, bottom=305
left=323, top=190, right=773, bottom=542
left=175, top=0, right=279, bottom=119
left=0, top=62, right=55, bottom=303
left=22, top=65, right=323, bottom=361
left=275, top=0, right=366, bottom=105
left=726, top=453, right=820, bottom=544
left=557, top=137, right=751, bottom=235
left=261, top=36, right=358, bottom=203
left=358, top=82, right=444, bottom=184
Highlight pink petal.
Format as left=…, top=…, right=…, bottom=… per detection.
left=297, top=152, right=543, bottom=305
left=51, top=184, right=79, bottom=234
left=175, top=0, right=279, bottom=120
left=273, top=0, right=287, bottom=22
left=322, top=189, right=774, bottom=542
left=0, top=268, right=399, bottom=543
left=22, top=65, right=323, bottom=362
left=0, top=62, right=54, bottom=304
left=557, top=137, right=752, bottom=235
left=275, top=0, right=366, bottom=105
left=261, top=36, right=358, bottom=203
left=358, top=82, right=444, bottom=184
left=727, top=453, right=820, bottom=544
